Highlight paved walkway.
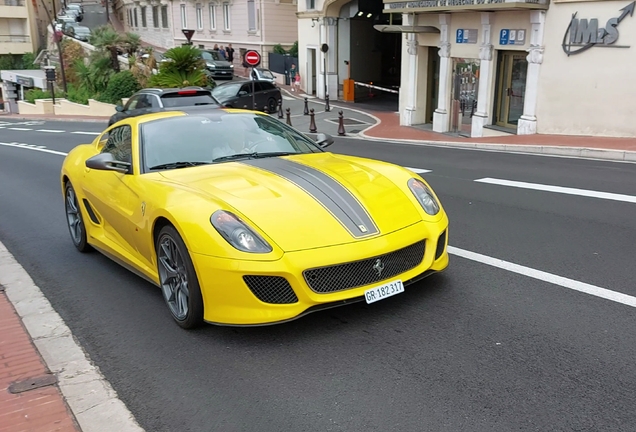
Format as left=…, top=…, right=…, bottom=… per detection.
left=0, top=291, right=80, bottom=432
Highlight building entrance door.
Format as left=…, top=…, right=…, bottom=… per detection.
left=426, top=47, right=440, bottom=124
left=494, top=51, right=528, bottom=129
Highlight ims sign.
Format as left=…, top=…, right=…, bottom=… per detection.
left=562, top=1, right=635, bottom=56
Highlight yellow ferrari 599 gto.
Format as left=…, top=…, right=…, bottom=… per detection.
left=60, top=108, right=449, bottom=328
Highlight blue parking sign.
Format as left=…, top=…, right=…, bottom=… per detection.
left=456, top=29, right=464, bottom=44
left=499, top=29, right=509, bottom=45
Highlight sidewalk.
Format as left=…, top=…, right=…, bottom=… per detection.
left=0, top=290, right=80, bottom=432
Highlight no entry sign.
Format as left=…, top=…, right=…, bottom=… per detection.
left=244, top=50, right=261, bottom=67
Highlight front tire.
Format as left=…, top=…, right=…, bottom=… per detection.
left=156, top=226, right=204, bottom=329
left=65, top=182, right=92, bottom=253
left=267, top=97, right=277, bottom=113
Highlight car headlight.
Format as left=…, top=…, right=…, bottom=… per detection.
left=207, top=63, right=216, bottom=69
left=230, top=64, right=234, bottom=68
left=210, top=210, right=272, bottom=253
left=407, top=178, right=440, bottom=216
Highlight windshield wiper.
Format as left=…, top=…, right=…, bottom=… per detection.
left=148, top=161, right=210, bottom=170
left=212, top=152, right=297, bottom=163
left=194, top=102, right=216, bottom=106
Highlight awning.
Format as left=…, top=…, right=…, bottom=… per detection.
left=373, top=24, right=440, bottom=33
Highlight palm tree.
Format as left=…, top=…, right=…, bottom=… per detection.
left=123, top=32, right=142, bottom=57
left=149, top=45, right=207, bottom=88
left=89, top=25, right=124, bottom=72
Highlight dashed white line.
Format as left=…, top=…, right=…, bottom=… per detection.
left=475, top=177, right=636, bottom=204
left=71, top=131, right=100, bottom=136
left=448, top=246, right=636, bottom=309
left=405, top=167, right=432, bottom=174
left=37, top=129, right=66, bottom=133
left=0, top=142, right=68, bottom=156
left=8, top=127, right=32, bottom=131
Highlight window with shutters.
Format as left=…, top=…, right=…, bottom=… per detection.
left=196, top=3, right=203, bottom=30
left=141, top=6, right=147, bottom=27
left=222, top=2, right=230, bottom=31
left=247, top=0, right=256, bottom=31
left=180, top=4, right=187, bottom=29
left=161, top=6, right=169, bottom=28
left=209, top=3, right=216, bottom=30
left=152, top=6, right=159, bottom=28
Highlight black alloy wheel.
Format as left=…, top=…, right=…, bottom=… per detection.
left=156, top=225, right=204, bottom=329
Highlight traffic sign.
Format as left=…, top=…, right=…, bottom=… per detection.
left=500, top=29, right=510, bottom=45
left=244, top=50, right=261, bottom=67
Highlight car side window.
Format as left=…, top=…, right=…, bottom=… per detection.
left=101, top=125, right=132, bottom=164
left=148, top=95, right=161, bottom=108
left=240, top=84, right=252, bottom=95
left=125, top=96, right=139, bottom=111
left=136, top=95, right=151, bottom=109
left=262, top=82, right=275, bottom=91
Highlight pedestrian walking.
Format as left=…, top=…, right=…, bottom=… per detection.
left=226, top=44, right=235, bottom=63
left=289, top=63, right=297, bottom=91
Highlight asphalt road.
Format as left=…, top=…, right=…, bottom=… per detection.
left=1, top=119, right=636, bottom=431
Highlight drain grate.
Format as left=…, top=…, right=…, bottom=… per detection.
left=8, top=374, right=58, bottom=394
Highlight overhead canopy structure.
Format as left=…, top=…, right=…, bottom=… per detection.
left=373, top=24, right=440, bottom=33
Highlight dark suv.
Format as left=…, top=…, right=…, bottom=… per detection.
left=200, top=50, right=234, bottom=80
left=211, top=80, right=282, bottom=112
left=108, top=87, right=220, bottom=126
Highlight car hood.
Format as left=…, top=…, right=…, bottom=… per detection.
left=207, top=60, right=232, bottom=67
left=157, top=153, right=424, bottom=252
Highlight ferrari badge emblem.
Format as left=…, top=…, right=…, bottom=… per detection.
left=372, top=259, right=385, bottom=278
left=141, top=202, right=146, bottom=216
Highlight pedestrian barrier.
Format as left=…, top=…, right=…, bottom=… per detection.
left=354, top=81, right=399, bottom=99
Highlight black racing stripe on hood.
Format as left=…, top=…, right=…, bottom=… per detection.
left=240, top=158, right=379, bottom=238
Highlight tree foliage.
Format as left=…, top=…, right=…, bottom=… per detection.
left=148, top=45, right=208, bottom=88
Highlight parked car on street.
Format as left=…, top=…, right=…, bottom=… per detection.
left=212, top=80, right=282, bottom=112
left=108, top=87, right=220, bottom=126
left=200, top=50, right=234, bottom=80
left=56, top=16, right=77, bottom=31
left=67, top=25, right=91, bottom=42
left=250, top=68, right=277, bottom=85
left=66, top=3, right=84, bottom=19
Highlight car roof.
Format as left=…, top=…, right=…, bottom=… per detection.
left=135, top=87, right=211, bottom=96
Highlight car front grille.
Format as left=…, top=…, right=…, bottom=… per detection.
left=303, top=240, right=426, bottom=294
left=243, top=276, right=299, bottom=304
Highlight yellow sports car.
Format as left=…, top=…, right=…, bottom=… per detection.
left=60, top=108, right=449, bottom=328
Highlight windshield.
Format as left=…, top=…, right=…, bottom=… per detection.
left=257, top=69, right=275, bottom=79
left=201, top=51, right=221, bottom=61
left=161, top=92, right=217, bottom=107
left=211, top=84, right=241, bottom=100
left=141, top=113, right=323, bottom=171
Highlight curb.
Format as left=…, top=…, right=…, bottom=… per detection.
left=0, top=240, right=145, bottom=432
left=280, top=89, right=636, bottom=163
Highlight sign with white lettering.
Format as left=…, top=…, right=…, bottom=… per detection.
left=456, top=29, right=479, bottom=44
left=499, top=29, right=526, bottom=45
left=384, top=0, right=547, bottom=12
left=562, top=1, right=634, bottom=56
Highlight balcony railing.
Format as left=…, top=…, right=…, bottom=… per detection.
left=0, top=34, right=30, bottom=43
left=0, top=0, right=26, bottom=5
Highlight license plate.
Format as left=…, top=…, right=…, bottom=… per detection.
left=364, top=279, right=404, bottom=304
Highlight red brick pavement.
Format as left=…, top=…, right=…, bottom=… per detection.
left=0, top=292, right=80, bottom=432
left=362, top=111, right=636, bottom=151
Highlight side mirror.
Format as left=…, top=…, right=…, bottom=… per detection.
left=315, top=133, right=334, bottom=148
left=115, top=105, right=124, bottom=112
left=238, top=91, right=248, bottom=96
left=86, top=153, right=131, bottom=174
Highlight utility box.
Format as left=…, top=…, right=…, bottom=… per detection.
left=343, top=79, right=354, bottom=102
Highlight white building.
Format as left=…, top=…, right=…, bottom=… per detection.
left=297, top=0, right=636, bottom=138
left=119, top=0, right=298, bottom=70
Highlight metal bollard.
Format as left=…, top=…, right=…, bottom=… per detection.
left=286, top=108, right=292, bottom=126
left=277, top=99, right=284, bottom=119
left=337, top=110, right=346, bottom=136
left=263, top=105, right=269, bottom=114
left=325, top=94, right=330, bottom=112
left=304, top=97, right=309, bottom=115
left=309, top=108, right=317, bottom=133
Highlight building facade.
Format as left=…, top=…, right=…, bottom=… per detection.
left=0, top=0, right=54, bottom=55
left=119, top=0, right=298, bottom=70
left=389, top=0, right=636, bottom=138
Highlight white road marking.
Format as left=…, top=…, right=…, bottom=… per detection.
left=0, top=142, right=68, bottom=156
left=475, top=177, right=636, bottom=204
left=282, top=96, right=294, bottom=101
left=37, top=129, right=65, bottom=133
left=0, top=126, right=5, bottom=129
left=71, top=131, right=100, bottom=136
left=8, top=127, right=32, bottom=131
left=405, top=167, right=432, bottom=174
left=449, top=246, right=636, bottom=309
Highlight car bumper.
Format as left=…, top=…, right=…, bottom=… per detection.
left=191, top=216, right=449, bottom=326
left=209, top=70, right=233, bottom=79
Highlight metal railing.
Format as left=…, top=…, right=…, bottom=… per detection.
left=0, top=0, right=26, bottom=6
left=0, top=34, right=30, bottom=43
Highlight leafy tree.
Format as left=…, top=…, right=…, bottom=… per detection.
left=102, top=71, right=141, bottom=104
left=148, top=45, right=207, bottom=88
